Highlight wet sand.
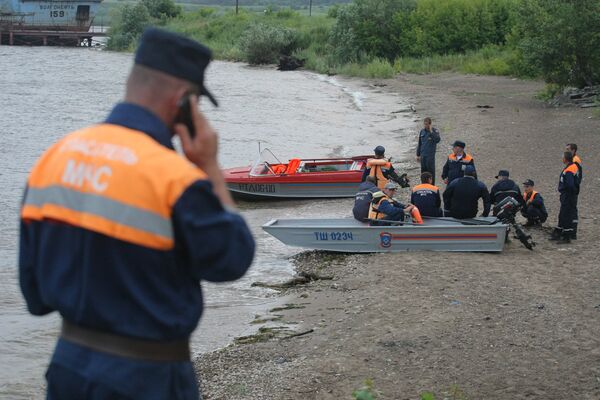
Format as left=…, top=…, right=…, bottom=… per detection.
left=194, top=73, right=600, bottom=399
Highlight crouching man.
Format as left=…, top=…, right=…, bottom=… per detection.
left=521, top=179, right=548, bottom=227
left=369, top=182, right=414, bottom=226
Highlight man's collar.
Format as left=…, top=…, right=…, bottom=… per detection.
left=105, top=103, right=174, bottom=150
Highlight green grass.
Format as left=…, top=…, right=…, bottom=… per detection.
left=393, top=45, right=514, bottom=76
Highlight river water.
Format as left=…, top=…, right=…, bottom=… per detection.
left=0, top=46, right=416, bottom=398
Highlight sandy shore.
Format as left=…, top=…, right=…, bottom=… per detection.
left=194, top=73, right=600, bottom=399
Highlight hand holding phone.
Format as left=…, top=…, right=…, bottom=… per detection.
left=175, top=94, right=196, bottom=139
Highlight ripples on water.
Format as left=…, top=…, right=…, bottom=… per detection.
left=0, top=46, right=416, bottom=397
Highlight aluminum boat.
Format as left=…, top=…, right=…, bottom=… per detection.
left=263, top=217, right=508, bottom=252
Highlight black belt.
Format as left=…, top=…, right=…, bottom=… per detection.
left=61, top=320, right=191, bottom=362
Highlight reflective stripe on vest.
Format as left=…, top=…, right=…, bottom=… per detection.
left=412, top=183, right=439, bottom=193
left=523, top=190, right=538, bottom=205
left=367, top=158, right=391, bottom=189
left=21, top=124, right=206, bottom=250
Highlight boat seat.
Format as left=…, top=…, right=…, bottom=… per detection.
left=285, top=158, right=301, bottom=175
left=271, top=164, right=286, bottom=174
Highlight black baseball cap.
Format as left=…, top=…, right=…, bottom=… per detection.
left=523, top=179, right=534, bottom=186
left=495, top=170, right=509, bottom=178
left=452, top=140, right=466, bottom=148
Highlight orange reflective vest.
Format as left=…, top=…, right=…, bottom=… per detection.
left=367, top=158, right=392, bottom=189
left=21, top=124, right=206, bottom=251
left=523, top=190, right=539, bottom=205
left=412, top=183, right=439, bottom=193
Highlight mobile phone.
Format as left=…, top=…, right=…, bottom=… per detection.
left=175, top=94, right=195, bottom=139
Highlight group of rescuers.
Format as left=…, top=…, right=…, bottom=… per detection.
left=353, top=117, right=582, bottom=244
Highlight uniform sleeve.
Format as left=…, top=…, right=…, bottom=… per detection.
left=563, top=172, right=576, bottom=193
left=515, top=183, right=524, bottom=205
left=19, top=220, right=53, bottom=316
left=172, top=180, right=255, bottom=282
left=470, top=159, right=477, bottom=179
left=431, top=128, right=441, bottom=144
left=480, top=183, right=491, bottom=217
left=410, top=191, right=416, bottom=205
left=490, top=183, right=498, bottom=203
left=435, top=190, right=441, bottom=208
left=443, top=184, right=453, bottom=209
left=416, top=131, right=423, bottom=156
left=441, top=158, right=449, bottom=180
left=379, top=200, right=405, bottom=220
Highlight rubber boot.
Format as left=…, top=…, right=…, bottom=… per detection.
left=549, top=228, right=562, bottom=241
left=557, top=231, right=572, bottom=244
left=572, top=223, right=578, bottom=240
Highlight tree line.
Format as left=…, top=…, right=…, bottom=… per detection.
left=107, top=0, right=600, bottom=88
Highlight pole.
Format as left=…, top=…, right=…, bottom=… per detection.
left=309, top=0, right=312, bottom=16
left=236, top=0, right=239, bottom=14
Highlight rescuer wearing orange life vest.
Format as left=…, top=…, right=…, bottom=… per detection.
left=411, top=172, right=442, bottom=217
left=520, top=179, right=548, bottom=227
left=362, top=145, right=409, bottom=189
left=369, top=182, right=415, bottom=226
left=550, top=151, right=580, bottom=243
left=441, top=140, right=476, bottom=185
left=566, top=143, right=582, bottom=238
left=19, top=28, right=255, bottom=400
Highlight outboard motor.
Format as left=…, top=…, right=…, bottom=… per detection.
left=493, top=197, right=535, bottom=250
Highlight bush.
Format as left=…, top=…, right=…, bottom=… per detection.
left=141, top=0, right=182, bottom=19
left=513, top=0, right=600, bottom=87
left=240, top=23, right=301, bottom=64
left=107, top=3, right=151, bottom=50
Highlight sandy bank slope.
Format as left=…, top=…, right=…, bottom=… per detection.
left=194, top=73, right=600, bottom=400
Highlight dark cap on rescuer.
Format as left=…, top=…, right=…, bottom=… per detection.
left=495, top=170, right=509, bottom=179
left=464, top=165, right=476, bottom=176
left=523, top=179, right=535, bottom=186
left=374, top=145, right=385, bottom=156
left=452, top=140, right=466, bottom=148
left=135, top=28, right=218, bottom=106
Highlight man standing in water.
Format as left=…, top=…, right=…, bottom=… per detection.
left=416, top=117, right=441, bottom=184
left=19, top=28, right=255, bottom=399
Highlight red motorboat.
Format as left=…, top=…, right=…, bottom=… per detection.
left=224, top=149, right=369, bottom=200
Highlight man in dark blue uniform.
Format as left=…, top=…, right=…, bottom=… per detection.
left=19, top=28, right=255, bottom=399
left=490, top=170, right=523, bottom=215
left=411, top=172, right=442, bottom=217
left=441, top=140, right=476, bottom=185
left=521, top=179, right=548, bottom=227
left=416, top=117, right=441, bottom=183
left=566, top=143, right=582, bottom=238
left=550, top=152, right=580, bottom=243
left=353, top=176, right=378, bottom=222
left=443, top=165, right=490, bottom=219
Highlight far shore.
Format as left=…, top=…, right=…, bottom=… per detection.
left=194, top=72, right=600, bottom=400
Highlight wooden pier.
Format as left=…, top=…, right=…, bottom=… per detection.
left=0, top=25, right=107, bottom=46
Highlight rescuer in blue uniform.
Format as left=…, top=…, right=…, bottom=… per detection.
left=521, top=179, right=548, bottom=226
left=490, top=170, right=523, bottom=215
left=353, top=175, right=379, bottom=222
left=441, top=140, right=476, bottom=185
left=443, top=165, right=490, bottom=219
left=19, top=28, right=255, bottom=399
left=550, top=151, right=580, bottom=243
left=416, top=117, right=441, bottom=184
left=566, top=143, right=582, bottom=238
left=411, top=172, right=442, bottom=217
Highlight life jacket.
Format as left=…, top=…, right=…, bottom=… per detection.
left=523, top=190, right=539, bottom=205
left=368, top=191, right=393, bottom=221
left=410, top=207, right=423, bottom=224
left=367, top=158, right=392, bottom=189
left=21, top=124, right=205, bottom=251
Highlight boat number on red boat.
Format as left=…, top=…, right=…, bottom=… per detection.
left=314, top=232, right=354, bottom=241
left=238, top=183, right=276, bottom=193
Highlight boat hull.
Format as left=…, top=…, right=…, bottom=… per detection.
left=263, top=217, right=507, bottom=253
left=227, top=180, right=361, bottom=199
